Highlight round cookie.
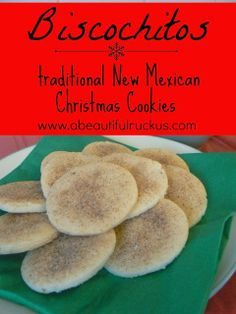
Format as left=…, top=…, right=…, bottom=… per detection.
left=41, top=151, right=68, bottom=172
left=41, top=152, right=99, bottom=198
left=21, top=230, right=116, bottom=293
left=103, top=153, right=168, bottom=218
left=105, top=199, right=188, bottom=277
left=0, top=181, right=45, bottom=213
left=164, top=165, right=207, bottom=227
left=134, top=148, right=189, bottom=170
left=82, top=141, right=132, bottom=157
left=0, top=213, right=58, bottom=254
left=47, top=162, right=138, bottom=235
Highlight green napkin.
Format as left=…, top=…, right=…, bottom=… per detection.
left=0, top=136, right=235, bottom=314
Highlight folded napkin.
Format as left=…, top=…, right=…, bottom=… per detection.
left=0, top=136, right=235, bottom=314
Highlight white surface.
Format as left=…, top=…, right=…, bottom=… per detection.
left=0, top=136, right=235, bottom=314
left=162, top=136, right=210, bottom=148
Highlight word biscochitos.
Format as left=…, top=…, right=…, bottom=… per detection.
left=28, top=8, right=209, bottom=41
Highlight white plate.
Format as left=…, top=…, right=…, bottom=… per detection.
left=0, top=136, right=235, bottom=314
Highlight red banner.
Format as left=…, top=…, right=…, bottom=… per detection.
left=0, top=3, right=235, bottom=135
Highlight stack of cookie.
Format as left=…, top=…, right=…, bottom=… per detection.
left=0, top=141, right=207, bottom=294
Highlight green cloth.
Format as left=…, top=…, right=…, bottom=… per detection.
left=0, top=136, right=235, bottom=314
